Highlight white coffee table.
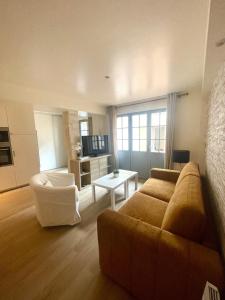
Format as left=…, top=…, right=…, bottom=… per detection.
left=91, top=169, right=138, bottom=210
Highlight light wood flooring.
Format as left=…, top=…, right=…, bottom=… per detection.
left=0, top=181, right=142, bottom=300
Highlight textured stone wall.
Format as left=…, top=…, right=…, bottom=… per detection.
left=205, top=61, right=225, bottom=258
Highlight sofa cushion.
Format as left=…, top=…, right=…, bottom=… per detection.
left=139, top=178, right=175, bottom=202
left=161, top=175, right=206, bottom=242
left=119, top=191, right=168, bottom=227
left=176, top=162, right=200, bottom=188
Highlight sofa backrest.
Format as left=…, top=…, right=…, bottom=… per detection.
left=175, top=162, right=200, bottom=188
left=161, top=165, right=206, bottom=242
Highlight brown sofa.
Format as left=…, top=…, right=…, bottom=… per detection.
left=97, top=162, right=225, bottom=300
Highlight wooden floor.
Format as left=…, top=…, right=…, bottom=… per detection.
left=0, top=181, right=142, bottom=300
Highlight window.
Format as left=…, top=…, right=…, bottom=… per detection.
left=80, top=120, right=89, bottom=136
left=117, top=116, right=129, bottom=151
left=132, top=113, right=147, bottom=152
left=150, top=111, right=166, bottom=153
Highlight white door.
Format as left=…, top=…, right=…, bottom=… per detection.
left=11, top=134, right=40, bottom=185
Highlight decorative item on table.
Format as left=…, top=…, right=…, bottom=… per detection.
left=113, top=169, right=119, bottom=178
left=74, top=142, right=82, bottom=159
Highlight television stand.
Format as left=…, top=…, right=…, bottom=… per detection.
left=70, top=154, right=112, bottom=191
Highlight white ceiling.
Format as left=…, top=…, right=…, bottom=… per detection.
left=0, top=0, right=209, bottom=106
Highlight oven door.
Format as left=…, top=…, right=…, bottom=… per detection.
left=0, top=128, right=10, bottom=143
left=0, top=147, right=13, bottom=166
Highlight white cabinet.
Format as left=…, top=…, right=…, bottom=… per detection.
left=0, top=104, right=8, bottom=127
left=6, top=102, right=36, bottom=134
left=0, top=166, right=17, bottom=191
left=0, top=101, right=40, bottom=191
left=11, top=134, right=40, bottom=186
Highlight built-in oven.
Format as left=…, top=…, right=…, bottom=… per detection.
left=0, top=147, right=13, bottom=166
left=0, top=127, right=13, bottom=167
left=0, top=127, right=10, bottom=143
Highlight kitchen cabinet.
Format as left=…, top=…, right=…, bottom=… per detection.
left=11, top=134, right=40, bottom=186
left=6, top=102, right=36, bottom=134
left=0, top=104, right=8, bottom=127
left=0, top=166, right=17, bottom=191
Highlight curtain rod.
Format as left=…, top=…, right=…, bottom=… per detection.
left=116, top=91, right=189, bottom=108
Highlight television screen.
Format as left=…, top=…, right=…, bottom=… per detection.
left=82, top=135, right=109, bottom=156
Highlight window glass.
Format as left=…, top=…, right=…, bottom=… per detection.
left=80, top=120, right=89, bottom=137
left=140, top=127, right=147, bottom=139
left=117, top=128, right=122, bottom=140
left=150, top=111, right=167, bottom=153
left=117, top=139, right=122, bottom=151
left=123, top=140, right=129, bottom=151
left=151, top=113, right=159, bottom=126
left=160, top=111, right=167, bottom=126
left=122, top=116, right=128, bottom=128
left=132, top=115, right=139, bottom=127
left=140, top=140, right=147, bottom=152
left=123, top=128, right=128, bottom=139
left=140, top=114, right=147, bottom=127
left=132, top=140, right=139, bottom=151
left=117, top=116, right=129, bottom=151
left=132, top=113, right=147, bottom=152
left=160, top=126, right=166, bottom=139
left=132, top=128, right=139, bottom=139
left=117, top=117, right=122, bottom=128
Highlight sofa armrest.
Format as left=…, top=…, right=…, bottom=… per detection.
left=151, top=168, right=180, bottom=183
left=97, top=209, right=224, bottom=300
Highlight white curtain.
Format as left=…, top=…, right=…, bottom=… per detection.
left=107, top=106, right=118, bottom=169
left=165, top=92, right=177, bottom=169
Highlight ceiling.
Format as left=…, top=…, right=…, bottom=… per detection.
left=0, top=0, right=209, bottom=107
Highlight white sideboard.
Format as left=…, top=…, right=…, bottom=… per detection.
left=70, top=154, right=112, bottom=191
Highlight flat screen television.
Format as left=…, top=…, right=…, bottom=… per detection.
left=82, top=135, right=109, bottom=156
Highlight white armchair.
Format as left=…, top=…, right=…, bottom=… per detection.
left=30, top=172, right=81, bottom=227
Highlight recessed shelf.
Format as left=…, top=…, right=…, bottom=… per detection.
left=81, top=172, right=90, bottom=176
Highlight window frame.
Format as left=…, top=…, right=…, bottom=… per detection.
left=116, top=115, right=129, bottom=151
left=150, top=110, right=167, bottom=153
left=131, top=112, right=148, bottom=152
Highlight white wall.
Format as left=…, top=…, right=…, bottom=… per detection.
left=173, top=87, right=203, bottom=171
left=35, top=112, right=67, bottom=171
left=91, top=114, right=109, bottom=135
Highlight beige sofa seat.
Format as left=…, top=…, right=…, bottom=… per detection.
left=139, top=178, right=175, bottom=202
left=119, top=191, right=168, bottom=227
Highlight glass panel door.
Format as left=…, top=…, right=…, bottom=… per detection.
left=130, top=113, right=150, bottom=178
left=117, top=110, right=166, bottom=178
